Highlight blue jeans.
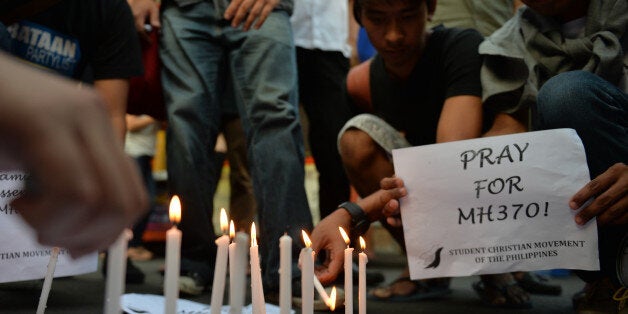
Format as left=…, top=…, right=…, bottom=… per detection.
left=160, top=1, right=313, bottom=288
left=534, top=70, right=627, bottom=284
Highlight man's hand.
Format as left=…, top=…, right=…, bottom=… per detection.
left=571, top=163, right=627, bottom=226
left=127, top=0, right=160, bottom=42
left=311, top=210, right=351, bottom=285
left=311, top=178, right=407, bottom=284
left=0, top=53, right=149, bottom=257
left=224, top=0, right=279, bottom=31
left=379, top=176, right=405, bottom=227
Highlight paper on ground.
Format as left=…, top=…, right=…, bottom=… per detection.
left=122, top=293, right=294, bottom=314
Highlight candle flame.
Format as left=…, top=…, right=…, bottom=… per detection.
left=251, top=222, right=257, bottom=247
left=328, top=286, right=337, bottom=311
left=169, top=195, right=181, bottom=224
left=338, top=227, right=350, bottom=245
left=220, top=208, right=228, bottom=234
left=301, top=230, right=311, bottom=248
left=359, top=236, right=366, bottom=251
left=229, top=220, right=235, bottom=239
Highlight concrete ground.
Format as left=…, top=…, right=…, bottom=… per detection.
left=0, top=254, right=584, bottom=314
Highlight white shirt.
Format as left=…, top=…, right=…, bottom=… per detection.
left=290, top=0, right=352, bottom=58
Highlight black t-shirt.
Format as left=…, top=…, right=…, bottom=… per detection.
left=353, top=26, right=483, bottom=146
left=3, top=0, right=142, bottom=80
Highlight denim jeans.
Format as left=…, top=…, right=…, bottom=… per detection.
left=160, top=1, right=313, bottom=288
left=534, top=70, right=627, bottom=284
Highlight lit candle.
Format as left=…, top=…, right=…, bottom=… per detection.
left=358, top=237, right=368, bottom=314
left=279, top=233, right=292, bottom=314
left=313, top=276, right=331, bottom=308
left=299, top=230, right=314, bottom=314
left=229, top=221, right=248, bottom=314
left=249, top=223, right=266, bottom=314
left=339, top=227, right=353, bottom=314
left=104, top=229, right=131, bottom=314
left=36, top=247, right=60, bottom=314
left=329, top=286, right=337, bottom=312
left=211, top=208, right=230, bottom=314
left=164, top=196, right=182, bottom=314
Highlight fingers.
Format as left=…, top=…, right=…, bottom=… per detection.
left=316, top=250, right=344, bottom=285
left=242, top=0, right=264, bottom=31
left=380, top=176, right=404, bottom=190
left=596, top=197, right=628, bottom=225
left=225, top=0, right=279, bottom=30
left=572, top=163, right=627, bottom=225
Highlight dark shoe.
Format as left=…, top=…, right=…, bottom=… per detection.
left=514, top=272, right=562, bottom=296
left=101, top=255, right=145, bottom=284
left=574, top=278, right=628, bottom=314
left=473, top=275, right=532, bottom=309
left=177, top=258, right=212, bottom=296
left=179, top=271, right=210, bottom=296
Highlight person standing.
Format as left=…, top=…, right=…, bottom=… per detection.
left=158, top=0, right=314, bottom=295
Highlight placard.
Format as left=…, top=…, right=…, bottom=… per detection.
left=0, top=171, right=97, bottom=283
left=392, top=129, right=599, bottom=279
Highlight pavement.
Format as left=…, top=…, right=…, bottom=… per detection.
left=0, top=253, right=584, bottom=314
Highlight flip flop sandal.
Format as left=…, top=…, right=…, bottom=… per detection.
left=368, top=277, right=452, bottom=302
left=472, top=280, right=533, bottom=309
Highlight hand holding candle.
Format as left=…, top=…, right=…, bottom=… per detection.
left=339, top=227, right=353, bottom=314
left=164, top=196, right=182, bottom=314
left=210, top=208, right=230, bottom=314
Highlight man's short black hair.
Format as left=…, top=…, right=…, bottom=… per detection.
left=353, top=0, right=435, bottom=26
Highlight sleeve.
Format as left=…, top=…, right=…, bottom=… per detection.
left=441, top=28, right=484, bottom=99
left=90, top=0, right=143, bottom=80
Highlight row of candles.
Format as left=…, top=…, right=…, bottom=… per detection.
left=40, top=195, right=369, bottom=313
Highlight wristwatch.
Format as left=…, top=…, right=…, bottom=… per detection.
left=338, top=201, right=370, bottom=238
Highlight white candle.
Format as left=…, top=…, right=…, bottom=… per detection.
left=339, top=227, right=353, bottom=314
left=104, top=229, right=131, bottom=314
left=313, top=275, right=330, bottom=307
left=36, top=247, right=60, bottom=314
left=211, top=209, right=230, bottom=314
left=279, top=233, right=292, bottom=314
left=164, top=196, right=182, bottom=314
left=229, top=222, right=248, bottom=314
left=358, top=237, right=368, bottom=314
left=299, top=231, right=314, bottom=314
left=249, top=223, right=266, bottom=314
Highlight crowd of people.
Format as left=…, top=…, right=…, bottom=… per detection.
left=0, top=0, right=625, bottom=313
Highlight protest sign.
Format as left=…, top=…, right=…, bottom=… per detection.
left=392, top=129, right=599, bottom=279
left=0, top=171, right=97, bottom=283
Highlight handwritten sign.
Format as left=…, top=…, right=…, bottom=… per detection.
left=0, top=171, right=97, bottom=283
left=392, top=129, right=599, bottom=279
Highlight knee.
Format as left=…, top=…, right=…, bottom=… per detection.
left=535, top=71, right=601, bottom=129
left=338, top=129, right=380, bottom=171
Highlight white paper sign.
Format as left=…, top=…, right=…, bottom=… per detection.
left=0, top=171, right=97, bottom=283
left=392, top=129, right=599, bottom=280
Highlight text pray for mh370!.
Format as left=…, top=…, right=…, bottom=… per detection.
left=456, top=142, right=549, bottom=225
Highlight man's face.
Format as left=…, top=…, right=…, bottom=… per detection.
left=521, top=0, right=585, bottom=17
left=361, top=0, right=428, bottom=71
